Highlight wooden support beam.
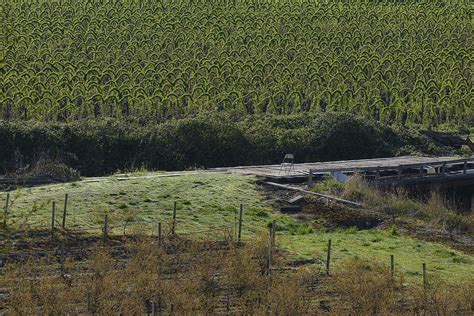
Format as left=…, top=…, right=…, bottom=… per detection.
left=308, top=169, right=314, bottom=188
left=264, top=182, right=363, bottom=208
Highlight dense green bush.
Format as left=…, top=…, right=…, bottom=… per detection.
left=0, top=113, right=430, bottom=176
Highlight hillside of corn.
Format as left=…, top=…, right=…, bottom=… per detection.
left=3, top=0, right=472, bottom=127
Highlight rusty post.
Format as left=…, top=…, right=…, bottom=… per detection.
left=422, top=263, right=427, bottom=287
left=171, top=201, right=177, bottom=235
left=238, top=203, right=243, bottom=242
left=326, top=239, right=332, bottom=275
left=51, top=201, right=56, bottom=238
left=390, top=255, right=394, bottom=277
left=158, top=222, right=162, bottom=246
left=62, top=193, right=68, bottom=229
left=3, top=193, right=10, bottom=227
left=103, top=214, right=108, bottom=242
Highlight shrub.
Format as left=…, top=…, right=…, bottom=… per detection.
left=0, top=113, right=429, bottom=176
left=332, top=258, right=403, bottom=315
left=311, top=175, right=345, bottom=194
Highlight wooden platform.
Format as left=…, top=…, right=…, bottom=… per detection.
left=216, top=156, right=463, bottom=177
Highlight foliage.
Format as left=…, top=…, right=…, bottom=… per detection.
left=2, top=0, right=472, bottom=127
left=0, top=113, right=430, bottom=176
left=310, top=175, right=346, bottom=194
left=2, top=237, right=473, bottom=314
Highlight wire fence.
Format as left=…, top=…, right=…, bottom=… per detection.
left=1, top=191, right=246, bottom=242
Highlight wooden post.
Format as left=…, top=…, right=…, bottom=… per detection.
left=158, top=222, right=162, bottom=246
left=62, top=193, right=68, bottom=229
left=463, top=161, right=467, bottom=175
left=234, top=207, right=237, bottom=240
left=268, top=225, right=273, bottom=275
left=103, top=214, right=108, bottom=242
left=238, top=203, right=243, bottom=242
left=390, top=255, right=394, bottom=277
left=419, top=166, right=424, bottom=178
left=60, top=239, right=65, bottom=274
left=422, top=262, right=427, bottom=286
left=51, top=201, right=56, bottom=237
left=171, top=201, right=177, bottom=235
left=308, top=169, right=314, bottom=188
left=375, top=168, right=380, bottom=187
left=326, top=239, right=332, bottom=275
left=441, top=162, right=446, bottom=177
left=271, top=219, right=276, bottom=245
left=4, top=193, right=10, bottom=227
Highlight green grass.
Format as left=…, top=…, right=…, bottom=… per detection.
left=2, top=171, right=473, bottom=283
left=279, top=229, right=473, bottom=283
left=3, top=172, right=275, bottom=236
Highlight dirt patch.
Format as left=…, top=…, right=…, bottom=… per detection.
left=398, top=224, right=474, bottom=255
left=302, top=203, right=385, bottom=230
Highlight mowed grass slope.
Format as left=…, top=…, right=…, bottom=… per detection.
left=2, top=172, right=472, bottom=283
left=3, top=172, right=273, bottom=236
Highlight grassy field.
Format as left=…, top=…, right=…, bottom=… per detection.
left=280, top=230, right=473, bottom=283
left=2, top=171, right=473, bottom=283
left=3, top=172, right=273, bottom=235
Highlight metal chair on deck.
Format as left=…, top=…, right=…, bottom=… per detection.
left=279, top=154, right=295, bottom=175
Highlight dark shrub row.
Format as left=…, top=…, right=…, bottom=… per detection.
left=0, top=113, right=429, bottom=176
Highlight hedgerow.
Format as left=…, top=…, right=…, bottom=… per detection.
left=0, top=113, right=430, bottom=176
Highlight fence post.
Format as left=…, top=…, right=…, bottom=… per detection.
left=390, top=255, right=394, bottom=277
left=463, top=160, right=467, bottom=175
left=397, top=166, right=402, bottom=181
left=326, top=239, right=332, bottom=275
left=158, top=222, right=162, bottom=246
left=268, top=225, right=273, bottom=275
left=62, top=193, right=68, bottom=229
left=238, top=204, right=243, bottom=242
left=308, top=169, right=314, bottom=188
left=51, top=201, right=56, bottom=238
left=419, top=166, right=424, bottom=178
left=60, top=239, right=65, bottom=274
left=171, top=201, right=177, bottom=235
left=441, top=162, right=446, bottom=177
left=103, top=214, right=108, bottom=242
left=234, top=207, right=238, bottom=240
left=3, top=193, right=10, bottom=227
left=375, top=168, right=380, bottom=187
left=271, top=219, right=276, bottom=244
left=422, top=262, right=427, bottom=286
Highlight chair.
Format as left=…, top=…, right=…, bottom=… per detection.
left=279, top=154, right=295, bottom=175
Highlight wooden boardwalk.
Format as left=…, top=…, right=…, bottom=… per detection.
left=216, top=156, right=474, bottom=185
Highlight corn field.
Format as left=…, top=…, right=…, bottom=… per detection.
left=2, top=0, right=472, bottom=125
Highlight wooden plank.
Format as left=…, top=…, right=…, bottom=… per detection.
left=264, top=182, right=363, bottom=208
